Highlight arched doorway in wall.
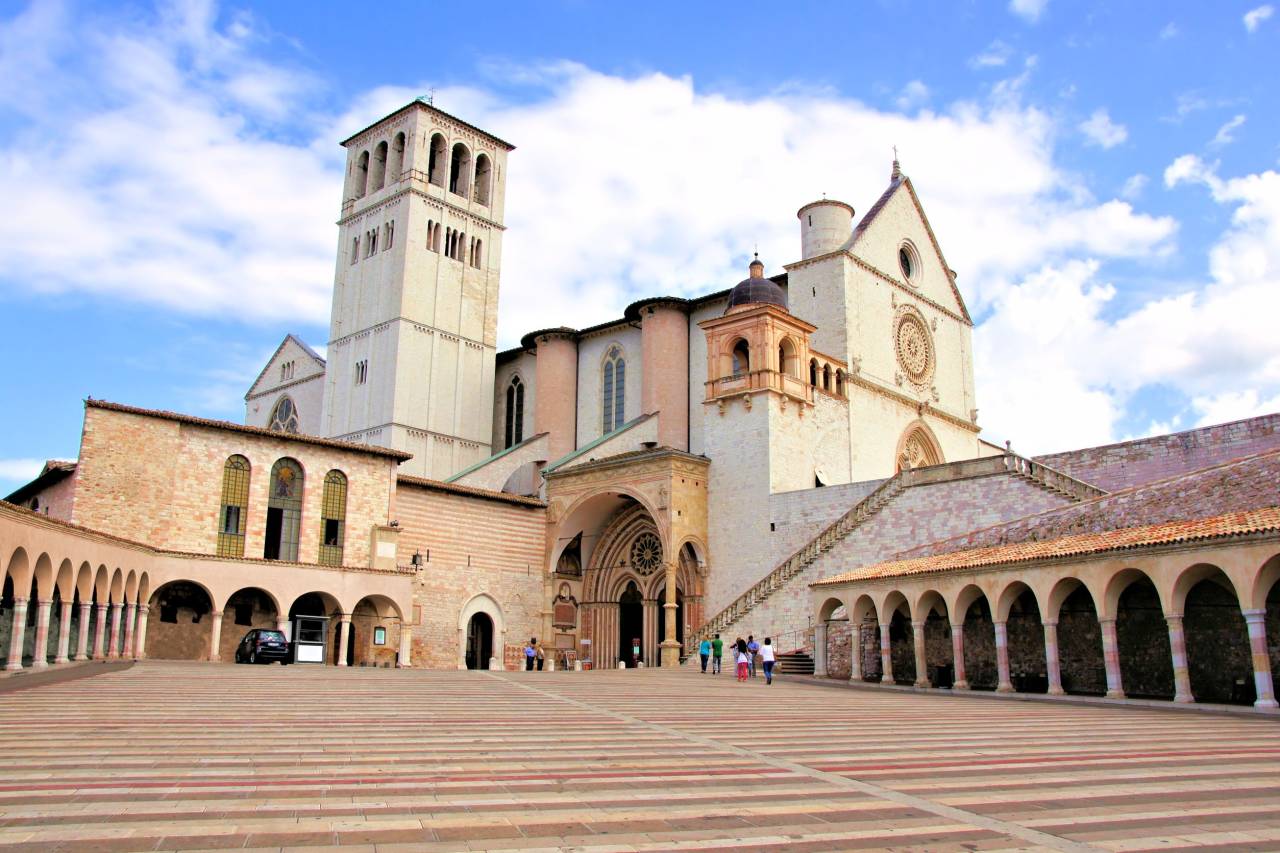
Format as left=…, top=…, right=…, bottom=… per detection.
left=619, top=581, right=643, bottom=667
left=288, top=591, right=341, bottom=665
left=146, top=581, right=214, bottom=660
left=222, top=587, right=280, bottom=662
left=466, top=612, right=493, bottom=670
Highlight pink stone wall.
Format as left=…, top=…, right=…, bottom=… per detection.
left=1035, top=414, right=1280, bottom=492
left=640, top=304, right=690, bottom=451
left=533, top=336, right=578, bottom=462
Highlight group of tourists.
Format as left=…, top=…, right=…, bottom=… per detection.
left=697, top=633, right=776, bottom=684
left=522, top=638, right=546, bottom=670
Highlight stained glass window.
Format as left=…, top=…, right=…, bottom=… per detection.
left=603, top=346, right=626, bottom=433
left=318, top=470, right=347, bottom=567
left=269, top=396, right=299, bottom=433
left=216, top=455, right=250, bottom=557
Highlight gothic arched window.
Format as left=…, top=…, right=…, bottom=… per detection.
left=428, top=133, right=447, bottom=186
left=264, top=458, right=303, bottom=562
left=269, top=396, right=299, bottom=433
left=216, top=455, right=250, bottom=557
left=354, top=150, right=370, bottom=199
left=318, top=470, right=347, bottom=567
left=371, top=140, right=388, bottom=191
left=388, top=132, right=406, bottom=182
left=504, top=375, right=525, bottom=448
left=602, top=345, right=626, bottom=433
left=474, top=153, right=492, bottom=205
left=449, top=142, right=471, bottom=196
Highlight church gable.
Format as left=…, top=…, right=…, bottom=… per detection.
left=850, top=178, right=971, bottom=323
left=246, top=334, right=326, bottom=399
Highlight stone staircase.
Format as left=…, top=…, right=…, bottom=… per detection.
left=776, top=651, right=815, bottom=676
left=687, top=453, right=1106, bottom=655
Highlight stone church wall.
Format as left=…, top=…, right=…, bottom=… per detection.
left=1035, top=413, right=1280, bottom=492
left=719, top=470, right=1073, bottom=646
left=394, top=479, right=545, bottom=669
left=575, top=327, right=644, bottom=449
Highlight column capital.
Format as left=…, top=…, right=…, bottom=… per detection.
left=911, top=620, right=926, bottom=630
left=138, top=604, right=150, bottom=614
left=1042, top=619, right=1058, bottom=628
left=950, top=623, right=964, bottom=634
left=1098, top=616, right=1116, bottom=625
left=1242, top=608, right=1267, bottom=621
left=338, top=612, right=352, bottom=624
left=1164, top=612, right=1185, bottom=623
left=12, top=596, right=27, bottom=606
left=36, top=597, right=53, bottom=607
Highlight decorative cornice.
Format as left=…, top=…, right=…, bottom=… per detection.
left=846, top=374, right=981, bottom=433
left=338, top=183, right=506, bottom=231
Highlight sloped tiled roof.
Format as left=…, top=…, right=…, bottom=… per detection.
left=397, top=475, right=546, bottom=508
left=815, top=506, right=1280, bottom=586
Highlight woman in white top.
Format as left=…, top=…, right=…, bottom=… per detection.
left=760, top=637, right=777, bottom=685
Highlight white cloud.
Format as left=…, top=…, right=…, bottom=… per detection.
left=1121, top=173, right=1149, bottom=199
left=1009, top=0, right=1048, bottom=23
left=1244, top=5, right=1274, bottom=32
left=1160, top=21, right=1180, bottom=39
left=970, top=40, right=1013, bottom=68
left=1079, top=108, right=1127, bottom=148
left=1209, top=114, right=1247, bottom=148
left=982, top=158, right=1280, bottom=453
left=0, top=458, right=46, bottom=485
left=895, top=80, right=930, bottom=111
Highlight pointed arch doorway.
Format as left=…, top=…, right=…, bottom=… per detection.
left=619, top=581, right=643, bottom=667
left=465, top=612, right=493, bottom=670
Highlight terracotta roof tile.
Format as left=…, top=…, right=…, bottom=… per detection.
left=396, top=475, right=546, bottom=508
left=814, top=506, right=1280, bottom=587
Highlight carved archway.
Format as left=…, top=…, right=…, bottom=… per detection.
left=895, top=420, right=944, bottom=472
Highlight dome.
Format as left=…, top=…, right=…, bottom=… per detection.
left=726, top=256, right=787, bottom=312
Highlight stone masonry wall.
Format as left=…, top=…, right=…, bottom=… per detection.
left=900, top=450, right=1280, bottom=561
left=721, top=470, right=1072, bottom=646
left=395, top=480, right=545, bottom=670
left=1035, top=414, right=1280, bottom=492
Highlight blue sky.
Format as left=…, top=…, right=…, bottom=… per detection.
left=1, top=0, right=1278, bottom=489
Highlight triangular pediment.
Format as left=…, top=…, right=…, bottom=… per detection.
left=245, top=334, right=326, bottom=399
left=850, top=176, right=972, bottom=323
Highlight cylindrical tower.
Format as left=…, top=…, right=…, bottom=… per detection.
left=797, top=199, right=854, bottom=260
left=529, top=329, right=579, bottom=461
left=636, top=299, right=690, bottom=451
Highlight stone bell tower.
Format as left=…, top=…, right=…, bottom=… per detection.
left=322, top=99, right=514, bottom=479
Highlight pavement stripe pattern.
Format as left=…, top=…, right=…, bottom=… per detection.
left=0, top=662, right=1276, bottom=851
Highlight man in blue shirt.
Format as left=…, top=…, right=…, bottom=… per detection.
left=747, top=635, right=760, bottom=678
left=698, top=637, right=712, bottom=672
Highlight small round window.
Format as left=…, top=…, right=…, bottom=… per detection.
left=898, top=242, right=919, bottom=282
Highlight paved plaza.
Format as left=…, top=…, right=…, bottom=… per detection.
left=0, top=665, right=1278, bottom=852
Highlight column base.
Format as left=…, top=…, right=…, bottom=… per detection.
left=1105, top=689, right=1125, bottom=699
left=996, top=683, right=1014, bottom=693
left=3, top=663, right=21, bottom=672
left=848, top=675, right=862, bottom=683
left=952, top=680, right=969, bottom=690
left=914, top=679, right=931, bottom=689
left=54, top=656, right=70, bottom=665
left=659, top=640, right=680, bottom=668
left=1254, top=698, right=1279, bottom=710
left=1174, top=693, right=1194, bottom=704
left=30, top=660, right=48, bottom=670
left=1048, top=686, right=1066, bottom=696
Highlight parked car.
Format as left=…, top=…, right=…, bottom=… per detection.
left=234, top=629, right=291, bottom=664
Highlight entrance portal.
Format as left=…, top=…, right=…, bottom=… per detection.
left=466, top=612, right=493, bottom=670
left=619, top=581, right=643, bottom=667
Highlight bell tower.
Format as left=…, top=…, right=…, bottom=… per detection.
left=322, top=100, right=514, bottom=479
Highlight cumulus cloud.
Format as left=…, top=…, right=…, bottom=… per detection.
left=1121, top=173, right=1149, bottom=199
left=1009, top=0, right=1048, bottom=23
left=1210, top=114, right=1247, bottom=148
left=0, top=458, right=46, bottom=486
left=1244, top=5, right=1274, bottom=32
left=982, top=158, right=1280, bottom=453
left=1079, top=108, right=1127, bottom=148
left=895, top=79, right=930, bottom=110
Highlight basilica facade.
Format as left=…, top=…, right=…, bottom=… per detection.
left=4, top=99, right=1278, bottom=710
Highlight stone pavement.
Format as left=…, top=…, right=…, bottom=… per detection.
left=0, top=664, right=1278, bottom=852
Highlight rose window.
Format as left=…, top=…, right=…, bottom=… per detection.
left=894, top=312, right=935, bottom=385
left=630, top=532, right=663, bottom=576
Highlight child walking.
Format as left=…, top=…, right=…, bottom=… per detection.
left=734, top=637, right=749, bottom=682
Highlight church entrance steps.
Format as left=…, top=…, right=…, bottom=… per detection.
left=776, top=651, right=815, bottom=675
left=693, top=453, right=1106, bottom=654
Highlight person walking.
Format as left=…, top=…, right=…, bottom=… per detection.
left=761, top=637, right=776, bottom=685
left=747, top=635, right=760, bottom=678
left=524, top=639, right=536, bottom=671
left=711, top=634, right=723, bottom=674
left=734, top=637, right=749, bottom=682
left=535, top=641, right=545, bottom=671
left=698, top=637, right=712, bottom=673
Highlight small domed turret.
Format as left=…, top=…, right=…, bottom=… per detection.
left=726, top=255, right=787, bottom=313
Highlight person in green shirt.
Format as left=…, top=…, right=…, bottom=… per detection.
left=710, top=634, right=724, bottom=674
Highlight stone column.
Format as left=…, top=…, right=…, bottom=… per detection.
left=1243, top=609, right=1279, bottom=710
left=134, top=605, right=149, bottom=659
left=107, top=603, right=123, bottom=659
left=91, top=603, right=107, bottom=659
left=1099, top=617, right=1125, bottom=698
left=31, top=598, right=52, bottom=670
left=4, top=597, right=27, bottom=671
left=74, top=602, right=91, bottom=660
left=994, top=620, right=1013, bottom=693
left=660, top=564, right=680, bottom=668
left=813, top=622, right=828, bottom=677
left=1165, top=614, right=1194, bottom=703
left=207, top=610, right=223, bottom=662
left=911, top=621, right=930, bottom=688
left=951, top=624, right=968, bottom=689
left=456, top=626, right=467, bottom=669
left=55, top=600, right=73, bottom=664
left=399, top=626, right=412, bottom=668
left=879, top=623, right=893, bottom=684
left=336, top=615, right=351, bottom=667
left=1043, top=620, right=1064, bottom=696
left=122, top=604, right=137, bottom=663
left=848, top=623, right=862, bottom=682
